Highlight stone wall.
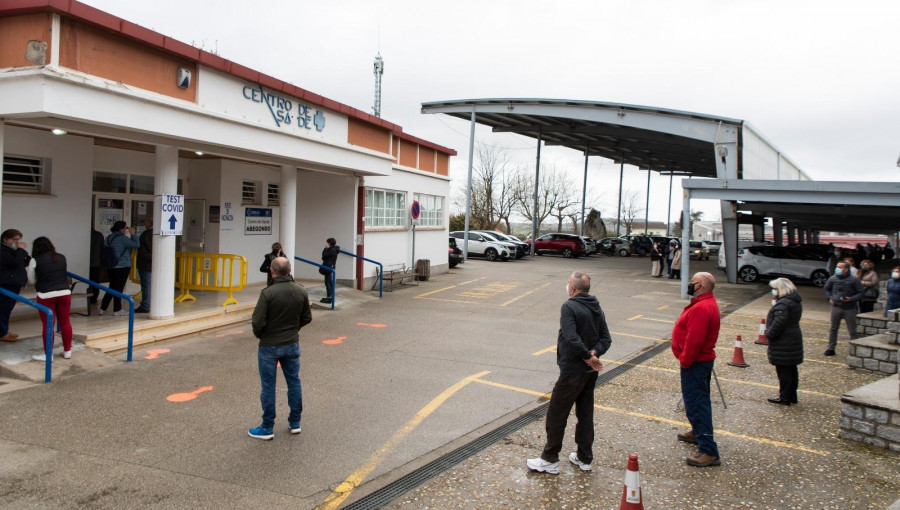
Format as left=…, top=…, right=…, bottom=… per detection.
left=840, top=378, right=900, bottom=453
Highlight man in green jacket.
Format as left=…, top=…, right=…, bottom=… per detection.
left=249, top=257, right=312, bottom=440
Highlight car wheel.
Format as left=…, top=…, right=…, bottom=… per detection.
left=811, top=269, right=829, bottom=288
left=739, top=266, right=759, bottom=283
left=449, top=262, right=457, bottom=268
left=637, top=248, right=647, bottom=257
left=619, top=248, right=630, bottom=257
left=563, top=247, right=573, bottom=258
left=485, top=248, right=498, bottom=261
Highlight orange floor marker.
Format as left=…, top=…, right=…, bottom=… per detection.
left=357, top=323, right=387, bottom=328
left=144, top=348, right=170, bottom=360
left=215, top=329, right=244, bottom=338
left=323, top=336, right=347, bottom=345
left=166, top=386, right=214, bottom=402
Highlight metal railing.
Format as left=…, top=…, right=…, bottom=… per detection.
left=69, top=272, right=135, bottom=362
left=294, top=256, right=335, bottom=310
left=339, top=250, right=383, bottom=298
left=0, top=287, right=54, bottom=383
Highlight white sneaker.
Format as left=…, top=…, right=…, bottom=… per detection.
left=113, top=310, right=129, bottom=316
left=569, top=452, right=592, bottom=471
left=526, top=457, right=560, bottom=474
left=31, top=354, right=47, bottom=362
left=98, top=309, right=106, bottom=316
left=63, top=350, right=71, bottom=359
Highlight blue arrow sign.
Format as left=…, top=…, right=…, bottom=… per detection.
left=168, top=214, right=177, bottom=230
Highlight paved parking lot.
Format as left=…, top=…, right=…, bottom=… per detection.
left=0, top=252, right=896, bottom=509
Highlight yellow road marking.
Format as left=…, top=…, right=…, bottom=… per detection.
left=657, top=305, right=670, bottom=310
left=640, top=317, right=676, bottom=324
left=414, top=277, right=486, bottom=298
left=613, top=331, right=667, bottom=342
left=532, top=346, right=556, bottom=356
left=473, top=378, right=829, bottom=456
left=318, top=370, right=491, bottom=510
left=719, top=326, right=831, bottom=344
left=500, top=282, right=552, bottom=307
left=738, top=348, right=845, bottom=367
left=627, top=314, right=644, bottom=321
left=731, top=312, right=831, bottom=326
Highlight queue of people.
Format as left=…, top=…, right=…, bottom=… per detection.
left=650, top=239, right=683, bottom=279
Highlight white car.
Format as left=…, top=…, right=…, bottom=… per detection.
left=474, top=231, right=524, bottom=259
left=737, top=245, right=829, bottom=287
left=449, top=231, right=511, bottom=261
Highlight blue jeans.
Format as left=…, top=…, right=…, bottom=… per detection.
left=0, top=284, right=21, bottom=335
left=324, top=273, right=334, bottom=299
left=680, top=361, right=719, bottom=458
left=138, top=269, right=151, bottom=310
left=258, top=342, right=303, bottom=429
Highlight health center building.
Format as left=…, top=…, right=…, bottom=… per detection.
left=0, top=0, right=454, bottom=318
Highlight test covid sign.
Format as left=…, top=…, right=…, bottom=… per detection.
left=160, top=194, right=184, bottom=236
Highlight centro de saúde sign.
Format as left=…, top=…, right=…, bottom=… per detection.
left=242, top=84, right=326, bottom=132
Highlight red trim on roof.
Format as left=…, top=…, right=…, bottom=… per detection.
left=0, top=0, right=456, bottom=156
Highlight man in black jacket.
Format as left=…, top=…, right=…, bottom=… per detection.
left=823, top=260, right=864, bottom=356
left=249, top=257, right=312, bottom=440
left=527, top=272, right=612, bottom=474
left=135, top=219, right=153, bottom=313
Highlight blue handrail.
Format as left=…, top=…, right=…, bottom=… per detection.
left=293, top=257, right=335, bottom=310
left=68, top=272, right=135, bottom=361
left=0, top=287, right=54, bottom=382
left=339, top=250, right=383, bottom=298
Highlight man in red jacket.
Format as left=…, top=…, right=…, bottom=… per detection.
left=672, top=271, right=721, bottom=467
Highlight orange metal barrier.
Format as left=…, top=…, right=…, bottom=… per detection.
left=129, top=251, right=247, bottom=307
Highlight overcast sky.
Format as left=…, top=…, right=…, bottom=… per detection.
left=81, top=0, right=900, bottom=224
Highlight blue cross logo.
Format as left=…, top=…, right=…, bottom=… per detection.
left=313, top=110, right=326, bottom=131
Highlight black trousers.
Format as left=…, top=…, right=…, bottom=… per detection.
left=859, top=301, right=875, bottom=314
left=101, top=267, right=131, bottom=312
left=541, top=371, right=599, bottom=464
left=89, top=265, right=101, bottom=303
left=775, top=364, right=799, bottom=403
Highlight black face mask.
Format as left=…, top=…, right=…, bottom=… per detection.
left=687, top=282, right=698, bottom=296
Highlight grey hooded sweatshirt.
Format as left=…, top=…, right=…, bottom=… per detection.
left=557, top=293, right=612, bottom=374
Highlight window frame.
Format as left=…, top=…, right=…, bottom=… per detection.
left=3, top=154, right=51, bottom=195
left=242, top=180, right=261, bottom=205
left=365, top=187, right=408, bottom=230
left=267, top=183, right=280, bottom=206
left=413, top=193, right=445, bottom=228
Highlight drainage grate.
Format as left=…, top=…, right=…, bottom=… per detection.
left=344, top=340, right=673, bottom=510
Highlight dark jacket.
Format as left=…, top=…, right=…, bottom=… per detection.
left=90, top=229, right=104, bottom=267
left=322, top=245, right=340, bottom=268
left=137, top=229, right=153, bottom=272
left=886, top=278, right=900, bottom=316
left=672, top=292, right=720, bottom=368
left=0, top=243, right=30, bottom=287
left=33, top=252, right=69, bottom=293
left=251, top=276, right=312, bottom=346
left=766, top=291, right=804, bottom=366
left=106, top=232, right=140, bottom=268
left=650, top=247, right=661, bottom=261
left=823, top=272, right=864, bottom=310
left=556, top=293, right=612, bottom=374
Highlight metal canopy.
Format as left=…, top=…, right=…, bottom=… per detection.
left=421, top=98, right=743, bottom=177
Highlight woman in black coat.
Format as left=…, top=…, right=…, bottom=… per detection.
left=765, top=277, right=804, bottom=405
left=320, top=238, right=339, bottom=303
left=0, top=229, right=30, bottom=342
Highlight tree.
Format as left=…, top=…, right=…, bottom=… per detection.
left=463, top=143, right=519, bottom=231
left=513, top=165, right=577, bottom=233
left=449, top=213, right=466, bottom=232
left=689, top=210, right=704, bottom=239
left=620, top=189, right=643, bottom=235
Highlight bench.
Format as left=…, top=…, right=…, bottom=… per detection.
left=374, top=264, right=420, bottom=292
left=69, top=281, right=97, bottom=316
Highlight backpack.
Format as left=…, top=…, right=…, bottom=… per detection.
left=100, top=235, right=119, bottom=268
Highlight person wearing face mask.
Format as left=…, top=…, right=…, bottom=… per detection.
left=0, top=229, right=30, bottom=342
left=822, top=261, right=864, bottom=356
left=765, top=278, right=804, bottom=405
left=857, top=259, right=879, bottom=314
left=826, top=248, right=843, bottom=274
left=842, top=258, right=858, bottom=277
left=526, top=272, right=611, bottom=475
left=885, top=266, right=900, bottom=318
left=671, top=272, right=721, bottom=467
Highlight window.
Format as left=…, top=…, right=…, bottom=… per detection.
left=242, top=181, right=260, bottom=205
left=3, top=156, right=51, bottom=194
left=413, top=193, right=444, bottom=227
left=267, top=183, right=279, bottom=206
left=129, top=175, right=155, bottom=195
left=365, top=187, right=406, bottom=228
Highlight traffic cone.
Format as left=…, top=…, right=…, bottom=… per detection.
left=727, top=335, right=750, bottom=368
left=619, top=453, right=644, bottom=510
left=755, top=319, right=769, bottom=345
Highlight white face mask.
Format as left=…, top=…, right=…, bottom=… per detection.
left=771, top=289, right=778, bottom=297
left=565, top=283, right=571, bottom=296
left=893, top=272, right=899, bottom=280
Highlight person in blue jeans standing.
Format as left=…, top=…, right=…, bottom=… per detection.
left=135, top=218, right=153, bottom=313
left=249, top=257, right=312, bottom=440
left=671, top=271, right=721, bottom=467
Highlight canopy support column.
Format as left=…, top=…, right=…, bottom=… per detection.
left=150, top=145, right=177, bottom=320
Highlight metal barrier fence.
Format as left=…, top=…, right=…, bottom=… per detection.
left=0, top=287, right=54, bottom=383
left=173, top=252, right=247, bottom=307
left=339, top=250, right=383, bottom=298
left=294, top=256, right=335, bottom=310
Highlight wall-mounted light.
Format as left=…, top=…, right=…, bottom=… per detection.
left=51, top=128, right=67, bottom=135
left=195, top=151, right=204, bottom=156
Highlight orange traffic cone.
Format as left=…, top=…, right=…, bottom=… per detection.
left=727, top=335, right=750, bottom=368
left=755, top=318, right=769, bottom=345
left=619, top=453, right=644, bottom=510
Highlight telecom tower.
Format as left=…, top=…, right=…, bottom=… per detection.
left=373, top=52, right=383, bottom=118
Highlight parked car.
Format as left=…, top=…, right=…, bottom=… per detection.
left=494, top=232, right=531, bottom=257
left=580, top=237, right=597, bottom=256
left=448, top=237, right=464, bottom=268
left=449, top=231, right=511, bottom=261
left=527, top=233, right=586, bottom=258
left=598, top=237, right=632, bottom=257
left=706, top=241, right=722, bottom=256
left=476, top=231, right=525, bottom=259
left=688, top=240, right=711, bottom=260
left=622, top=234, right=654, bottom=257
left=737, top=245, right=829, bottom=287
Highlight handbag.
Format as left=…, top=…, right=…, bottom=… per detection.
left=864, top=286, right=879, bottom=299
left=318, top=266, right=330, bottom=275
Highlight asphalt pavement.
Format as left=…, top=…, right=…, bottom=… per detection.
left=0, top=252, right=896, bottom=509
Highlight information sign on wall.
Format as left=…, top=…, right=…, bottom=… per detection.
left=245, top=207, right=272, bottom=235
left=220, top=202, right=234, bottom=232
